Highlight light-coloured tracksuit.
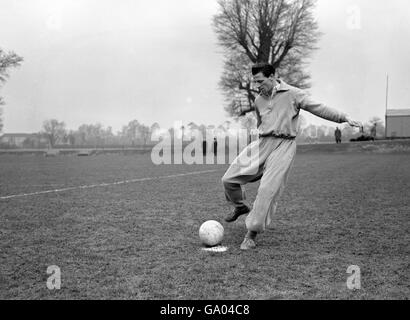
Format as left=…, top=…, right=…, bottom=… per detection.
left=222, top=80, right=348, bottom=233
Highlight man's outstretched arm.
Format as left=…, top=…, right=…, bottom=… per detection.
left=298, top=92, right=362, bottom=127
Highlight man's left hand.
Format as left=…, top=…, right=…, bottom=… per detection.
left=346, top=116, right=362, bottom=128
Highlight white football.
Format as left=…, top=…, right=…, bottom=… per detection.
left=199, top=220, right=224, bottom=247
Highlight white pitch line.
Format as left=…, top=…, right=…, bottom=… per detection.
left=0, top=169, right=220, bottom=200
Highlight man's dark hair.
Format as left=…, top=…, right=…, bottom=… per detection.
left=251, top=63, right=275, bottom=77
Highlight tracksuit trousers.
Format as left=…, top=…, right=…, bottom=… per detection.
left=222, top=136, right=297, bottom=233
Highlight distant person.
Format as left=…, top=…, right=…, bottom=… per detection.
left=334, top=127, right=342, bottom=144
left=202, top=139, right=207, bottom=156
left=222, top=62, right=362, bottom=250
left=370, top=123, right=377, bottom=139
left=213, top=137, right=217, bottom=156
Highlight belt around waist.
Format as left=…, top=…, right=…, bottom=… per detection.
left=259, top=132, right=296, bottom=140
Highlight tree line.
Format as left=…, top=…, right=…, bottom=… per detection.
left=36, top=120, right=237, bottom=148
left=5, top=114, right=382, bottom=149
left=36, top=119, right=155, bottom=148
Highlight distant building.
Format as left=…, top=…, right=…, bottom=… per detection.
left=0, top=133, right=48, bottom=148
left=385, top=109, right=410, bottom=138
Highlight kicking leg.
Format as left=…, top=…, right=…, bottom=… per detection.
left=221, top=139, right=265, bottom=222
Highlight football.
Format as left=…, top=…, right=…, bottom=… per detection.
left=199, top=220, right=224, bottom=247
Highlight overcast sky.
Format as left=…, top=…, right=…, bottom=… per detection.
left=1, top=0, right=410, bottom=133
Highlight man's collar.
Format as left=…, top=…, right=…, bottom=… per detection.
left=276, top=79, right=290, bottom=92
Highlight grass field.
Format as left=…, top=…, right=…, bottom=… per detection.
left=0, top=142, right=409, bottom=299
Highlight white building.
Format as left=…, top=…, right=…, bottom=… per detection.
left=385, top=109, right=410, bottom=138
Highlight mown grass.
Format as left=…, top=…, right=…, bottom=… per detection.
left=0, top=146, right=409, bottom=299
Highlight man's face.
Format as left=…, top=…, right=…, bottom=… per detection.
left=252, top=72, right=274, bottom=97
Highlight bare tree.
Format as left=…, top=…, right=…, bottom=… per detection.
left=42, top=119, right=66, bottom=148
left=139, top=124, right=151, bottom=146
left=0, top=49, right=23, bottom=87
left=67, top=130, right=76, bottom=146
left=76, top=123, right=108, bottom=147
left=0, top=48, right=23, bottom=132
left=213, top=0, right=321, bottom=117
left=121, top=120, right=152, bottom=146
left=122, top=120, right=141, bottom=146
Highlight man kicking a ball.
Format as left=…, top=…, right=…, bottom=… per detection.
left=222, top=62, right=362, bottom=250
